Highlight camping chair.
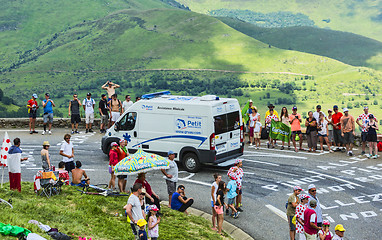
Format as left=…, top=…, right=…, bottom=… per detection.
left=34, top=171, right=60, bottom=198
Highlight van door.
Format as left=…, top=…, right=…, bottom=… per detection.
left=116, top=112, right=139, bottom=150
left=213, top=106, right=229, bottom=159
left=226, top=110, right=241, bottom=154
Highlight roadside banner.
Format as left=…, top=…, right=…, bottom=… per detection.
left=269, top=119, right=291, bottom=142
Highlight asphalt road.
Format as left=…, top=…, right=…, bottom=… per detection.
left=2, top=129, right=381, bottom=240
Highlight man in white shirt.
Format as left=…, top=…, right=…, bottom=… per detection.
left=333, top=224, right=345, bottom=240
left=59, top=134, right=74, bottom=172
left=122, top=95, right=134, bottom=113
left=124, top=183, right=144, bottom=240
left=83, top=93, right=95, bottom=133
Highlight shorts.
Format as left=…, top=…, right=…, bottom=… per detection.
left=70, top=179, right=87, bottom=187
left=43, top=112, right=53, bottom=123
left=101, top=114, right=109, bottom=124
left=211, top=200, right=214, bottom=207
left=28, top=111, right=37, bottom=119
left=71, top=114, right=81, bottom=124
left=166, top=179, right=176, bottom=195
left=288, top=216, right=296, bottom=231
left=214, top=205, right=224, bottom=215
left=85, top=113, right=94, bottom=124
left=333, top=129, right=343, bottom=145
left=117, top=175, right=127, bottom=179
left=361, top=132, right=368, bottom=142
left=249, top=127, right=254, bottom=137
left=343, top=131, right=354, bottom=144
left=328, top=130, right=334, bottom=142
left=291, top=130, right=302, bottom=135
left=111, top=111, right=120, bottom=122
left=227, top=197, right=235, bottom=205
left=254, top=132, right=260, bottom=138
left=318, top=133, right=327, bottom=137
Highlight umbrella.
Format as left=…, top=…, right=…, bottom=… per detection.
left=114, top=148, right=170, bottom=175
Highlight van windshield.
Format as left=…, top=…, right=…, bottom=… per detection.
left=214, top=111, right=240, bottom=134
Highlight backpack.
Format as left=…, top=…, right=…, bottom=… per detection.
left=378, top=141, right=382, bottom=152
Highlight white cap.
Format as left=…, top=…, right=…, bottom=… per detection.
left=343, top=108, right=349, bottom=112
left=249, top=99, right=253, bottom=103
left=308, top=184, right=316, bottom=190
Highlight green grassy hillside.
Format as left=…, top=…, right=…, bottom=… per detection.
left=218, top=17, right=382, bottom=71
left=1, top=0, right=382, bottom=119
left=177, top=0, right=382, bottom=43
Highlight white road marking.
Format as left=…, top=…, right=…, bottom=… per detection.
left=242, top=158, right=280, bottom=166
left=265, top=204, right=288, bottom=222
left=0, top=130, right=30, bottom=132
left=306, top=170, right=364, bottom=187
left=26, top=167, right=43, bottom=170
left=244, top=152, right=307, bottom=160
left=247, top=147, right=326, bottom=155
left=178, top=177, right=211, bottom=187
left=82, top=169, right=95, bottom=171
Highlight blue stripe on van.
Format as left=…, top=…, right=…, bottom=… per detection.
left=132, top=135, right=208, bottom=148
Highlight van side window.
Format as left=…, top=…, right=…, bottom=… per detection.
left=214, top=114, right=227, bottom=135
left=214, top=111, right=240, bottom=134
left=119, top=112, right=137, bottom=131
left=227, top=111, right=240, bottom=131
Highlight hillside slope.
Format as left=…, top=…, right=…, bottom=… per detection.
left=177, top=0, right=382, bottom=43
left=219, top=17, right=382, bottom=71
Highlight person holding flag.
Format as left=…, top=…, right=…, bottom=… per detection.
left=8, top=138, right=28, bottom=192
left=241, top=99, right=253, bottom=144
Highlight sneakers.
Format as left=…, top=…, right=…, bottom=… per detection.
left=236, top=207, right=243, bottom=212
left=257, top=147, right=260, bottom=150
left=281, top=146, right=284, bottom=150
left=361, top=151, right=366, bottom=155
left=30, top=131, right=33, bottom=134
left=48, top=130, right=52, bottom=135
left=233, top=212, right=240, bottom=219
left=89, top=129, right=93, bottom=133
left=372, top=155, right=378, bottom=159
left=347, top=151, right=353, bottom=156
left=320, top=150, right=324, bottom=153
left=75, top=130, right=79, bottom=134
left=267, top=142, right=270, bottom=148
left=329, top=150, right=333, bottom=153
left=225, top=209, right=229, bottom=215
left=86, top=129, right=89, bottom=133
left=42, top=130, right=45, bottom=135
left=249, top=143, right=253, bottom=146
left=71, top=130, right=75, bottom=134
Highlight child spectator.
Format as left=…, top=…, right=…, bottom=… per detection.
left=147, top=205, right=160, bottom=240
left=58, top=161, right=69, bottom=185
left=318, top=220, right=333, bottom=240
left=136, top=219, right=148, bottom=240
left=226, top=173, right=239, bottom=218
left=214, top=181, right=227, bottom=236
left=253, top=120, right=262, bottom=149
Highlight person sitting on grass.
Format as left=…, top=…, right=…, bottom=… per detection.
left=171, top=185, right=194, bottom=215
left=70, top=161, right=90, bottom=186
left=58, top=161, right=69, bottom=185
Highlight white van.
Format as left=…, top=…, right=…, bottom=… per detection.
left=101, top=91, right=244, bottom=172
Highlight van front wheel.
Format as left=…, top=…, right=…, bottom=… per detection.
left=182, top=153, right=200, bottom=173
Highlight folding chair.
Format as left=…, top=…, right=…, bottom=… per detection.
left=35, top=171, right=59, bottom=198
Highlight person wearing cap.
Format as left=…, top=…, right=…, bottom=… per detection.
left=101, top=80, right=120, bottom=100
left=41, top=141, right=51, bottom=171
left=68, top=93, right=82, bottom=134
left=228, top=159, right=244, bottom=212
left=171, top=185, right=194, bottom=214
left=147, top=205, right=160, bottom=240
left=108, top=93, right=122, bottom=128
left=226, top=172, right=239, bottom=218
left=83, top=93, right=95, bottom=133
left=356, top=106, right=377, bottom=155
left=327, top=109, right=334, bottom=144
left=27, top=93, right=39, bottom=134
left=108, top=142, right=119, bottom=190
left=303, top=199, right=322, bottom=240
left=340, top=108, right=355, bottom=156
left=117, top=139, right=129, bottom=192
left=305, top=111, right=318, bottom=152
left=331, top=105, right=344, bottom=151
left=332, top=224, right=345, bottom=240
left=265, top=108, right=279, bottom=148
left=313, top=105, right=326, bottom=124
left=265, top=103, right=279, bottom=119
left=161, top=150, right=178, bottom=208
left=286, top=186, right=302, bottom=240
left=318, top=220, right=333, bottom=240
left=307, top=184, right=323, bottom=228
left=122, top=94, right=134, bottom=113
left=366, top=114, right=379, bottom=158
left=59, top=134, right=75, bottom=172
left=98, top=94, right=109, bottom=133
left=42, top=93, right=55, bottom=135
left=289, top=106, right=304, bottom=152
left=124, top=183, right=144, bottom=240
left=295, top=194, right=310, bottom=240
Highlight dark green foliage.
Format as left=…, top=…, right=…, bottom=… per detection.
left=209, top=10, right=315, bottom=28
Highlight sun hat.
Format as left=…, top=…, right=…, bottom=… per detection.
left=249, top=99, right=253, bottom=103
left=335, top=224, right=346, bottom=232
left=137, top=219, right=147, bottom=227
left=148, top=205, right=159, bottom=211
left=328, top=109, right=332, bottom=112
left=343, top=108, right=349, bottom=112
left=110, top=142, right=118, bottom=147
left=323, top=220, right=330, bottom=226
left=32, top=93, right=38, bottom=99
left=42, top=141, right=50, bottom=146
left=293, top=186, right=302, bottom=191
left=308, top=184, right=316, bottom=190
left=299, top=194, right=310, bottom=200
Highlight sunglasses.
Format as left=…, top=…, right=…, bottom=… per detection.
left=65, top=137, right=70, bottom=140
left=310, top=190, right=316, bottom=192
left=140, top=193, right=145, bottom=195
left=180, top=188, right=185, bottom=191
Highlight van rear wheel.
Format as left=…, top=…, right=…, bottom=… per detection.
left=182, top=153, right=200, bottom=173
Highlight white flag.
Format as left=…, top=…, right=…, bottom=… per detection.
left=0, top=132, right=11, bottom=167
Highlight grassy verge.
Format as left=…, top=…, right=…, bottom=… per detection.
left=0, top=182, right=231, bottom=240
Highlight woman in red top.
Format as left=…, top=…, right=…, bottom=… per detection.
left=116, top=139, right=128, bottom=192
left=134, top=172, right=161, bottom=210
left=108, top=142, right=119, bottom=190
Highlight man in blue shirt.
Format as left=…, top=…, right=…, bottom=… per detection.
left=42, top=93, right=55, bottom=135
left=171, top=185, right=194, bottom=214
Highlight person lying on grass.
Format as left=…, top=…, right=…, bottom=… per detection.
left=70, top=161, right=90, bottom=186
